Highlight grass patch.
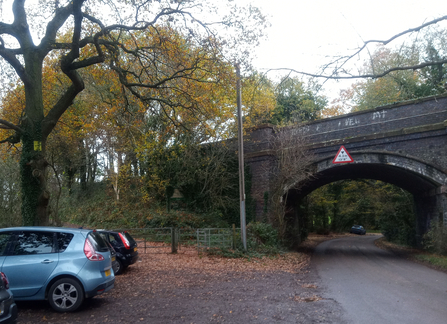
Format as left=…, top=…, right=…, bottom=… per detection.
left=375, top=237, right=447, bottom=274
left=414, top=254, right=447, bottom=270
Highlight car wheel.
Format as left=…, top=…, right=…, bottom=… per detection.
left=48, top=278, right=84, bottom=312
left=115, top=259, right=124, bottom=275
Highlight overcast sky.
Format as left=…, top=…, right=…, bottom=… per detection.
left=246, top=0, right=447, bottom=101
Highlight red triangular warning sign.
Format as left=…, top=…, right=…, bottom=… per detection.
left=332, top=146, right=354, bottom=164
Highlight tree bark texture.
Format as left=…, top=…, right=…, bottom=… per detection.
left=20, top=129, right=50, bottom=226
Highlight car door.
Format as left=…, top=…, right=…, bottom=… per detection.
left=2, top=231, right=59, bottom=298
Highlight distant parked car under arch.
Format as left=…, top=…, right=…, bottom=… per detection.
left=350, top=225, right=366, bottom=235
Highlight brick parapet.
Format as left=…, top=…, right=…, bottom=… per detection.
left=281, top=94, right=447, bottom=145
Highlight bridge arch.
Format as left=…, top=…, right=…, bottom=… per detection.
left=284, top=151, right=447, bottom=246
left=244, top=95, right=447, bottom=246
left=297, top=151, right=447, bottom=196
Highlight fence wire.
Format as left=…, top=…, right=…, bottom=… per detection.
left=110, top=227, right=241, bottom=254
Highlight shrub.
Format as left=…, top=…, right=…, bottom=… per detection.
left=247, top=222, right=279, bottom=246
left=315, top=227, right=330, bottom=235
left=144, top=210, right=229, bottom=229
left=423, top=221, right=447, bottom=255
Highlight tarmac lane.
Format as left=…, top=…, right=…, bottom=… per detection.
left=313, top=235, right=447, bottom=324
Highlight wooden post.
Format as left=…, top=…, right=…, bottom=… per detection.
left=171, top=227, right=178, bottom=253
left=232, top=224, right=236, bottom=249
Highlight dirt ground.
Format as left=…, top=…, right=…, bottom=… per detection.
left=16, top=235, right=350, bottom=324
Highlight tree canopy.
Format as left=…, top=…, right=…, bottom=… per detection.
left=0, top=0, right=267, bottom=225
left=270, top=76, right=327, bottom=125
left=326, top=26, right=447, bottom=112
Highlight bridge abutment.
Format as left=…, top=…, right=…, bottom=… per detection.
left=434, top=187, right=447, bottom=226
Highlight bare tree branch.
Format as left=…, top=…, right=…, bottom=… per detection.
left=268, top=58, right=447, bottom=80
left=0, top=119, right=24, bottom=133
left=268, top=15, right=447, bottom=80
left=357, top=15, right=447, bottom=53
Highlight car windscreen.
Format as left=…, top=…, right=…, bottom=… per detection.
left=88, top=231, right=110, bottom=252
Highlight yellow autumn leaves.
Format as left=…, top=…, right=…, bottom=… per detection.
left=0, top=25, right=275, bottom=161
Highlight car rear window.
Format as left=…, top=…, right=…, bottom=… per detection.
left=122, top=231, right=136, bottom=245
left=107, top=233, right=118, bottom=244
left=88, top=231, right=110, bottom=252
left=99, top=233, right=115, bottom=250
left=57, top=232, right=74, bottom=252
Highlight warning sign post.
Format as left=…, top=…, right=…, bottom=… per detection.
left=332, top=146, right=354, bottom=164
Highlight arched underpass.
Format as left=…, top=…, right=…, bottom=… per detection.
left=244, top=95, right=447, bottom=246
left=283, top=152, right=447, bottom=246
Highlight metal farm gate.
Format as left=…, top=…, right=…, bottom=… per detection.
left=196, top=228, right=237, bottom=253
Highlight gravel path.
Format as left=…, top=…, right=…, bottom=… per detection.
left=16, top=242, right=347, bottom=324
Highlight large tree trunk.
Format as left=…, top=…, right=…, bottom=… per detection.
left=20, top=122, right=50, bottom=226
left=20, top=54, right=51, bottom=226
left=65, top=165, right=77, bottom=195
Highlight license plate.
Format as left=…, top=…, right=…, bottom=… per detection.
left=134, top=247, right=138, bottom=252
left=111, top=256, right=116, bottom=262
left=105, top=269, right=111, bottom=277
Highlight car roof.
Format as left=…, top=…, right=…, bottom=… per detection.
left=97, top=230, right=120, bottom=234
left=0, top=226, right=93, bottom=234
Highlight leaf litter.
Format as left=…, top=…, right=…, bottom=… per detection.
left=17, top=235, right=349, bottom=323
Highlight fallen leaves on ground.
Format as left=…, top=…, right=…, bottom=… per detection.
left=18, top=233, right=349, bottom=323
left=298, top=233, right=355, bottom=250
left=293, top=295, right=322, bottom=303
left=108, top=233, right=350, bottom=298
left=108, top=244, right=310, bottom=297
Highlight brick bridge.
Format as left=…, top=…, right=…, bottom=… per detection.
left=244, top=94, right=447, bottom=242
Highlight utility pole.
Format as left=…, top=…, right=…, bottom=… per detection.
left=236, top=64, right=247, bottom=250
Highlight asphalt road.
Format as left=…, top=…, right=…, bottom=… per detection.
left=313, top=235, right=447, bottom=324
